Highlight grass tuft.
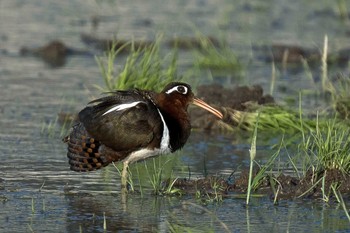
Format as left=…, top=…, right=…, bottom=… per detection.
left=222, top=105, right=318, bottom=134
left=95, top=36, right=182, bottom=92
left=300, top=117, right=350, bottom=174
left=194, top=37, right=242, bottom=72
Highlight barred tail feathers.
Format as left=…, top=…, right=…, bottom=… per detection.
left=66, top=123, right=111, bottom=172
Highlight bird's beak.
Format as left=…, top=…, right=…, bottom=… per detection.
left=193, top=97, right=223, bottom=119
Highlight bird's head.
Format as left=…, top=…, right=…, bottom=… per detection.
left=158, top=82, right=223, bottom=119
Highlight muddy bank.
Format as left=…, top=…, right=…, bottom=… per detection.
left=254, top=43, right=350, bottom=67
left=190, top=84, right=275, bottom=131
left=169, top=168, right=350, bottom=201
left=80, top=33, right=221, bottom=51
left=20, top=40, right=90, bottom=67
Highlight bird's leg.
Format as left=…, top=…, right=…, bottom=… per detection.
left=121, top=160, right=129, bottom=189
left=121, top=161, right=129, bottom=208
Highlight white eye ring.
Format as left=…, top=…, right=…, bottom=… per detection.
left=165, top=85, right=188, bottom=95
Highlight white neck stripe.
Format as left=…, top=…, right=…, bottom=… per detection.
left=121, top=104, right=172, bottom=164
left=156, top=108, right=171, bottom=151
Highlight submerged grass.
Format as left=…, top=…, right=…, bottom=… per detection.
left=113, top=154, right=182, bottom=196
left=41, top=112, right=74, bottom=139
left=332, top=185, right=350, bottom=222
left=167, top=201, right=230, bottom=233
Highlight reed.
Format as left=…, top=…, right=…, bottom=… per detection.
left=246, top=112, right=258, bottom=205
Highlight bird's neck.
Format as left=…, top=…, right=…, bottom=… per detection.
left=154, top=94, right=191, bottom=152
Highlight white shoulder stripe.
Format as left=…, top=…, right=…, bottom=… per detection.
left=102, top=101, right=142, bottom=116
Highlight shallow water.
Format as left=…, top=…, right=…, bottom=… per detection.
left=1, top=0, right=350, bottom=232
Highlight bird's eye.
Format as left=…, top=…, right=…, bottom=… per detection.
left=165, top=84, right=189, bottom=95
left=177, top=85, right=187, bottom=94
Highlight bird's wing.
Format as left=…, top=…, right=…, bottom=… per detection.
left=78, top=91, right=163, bottom=152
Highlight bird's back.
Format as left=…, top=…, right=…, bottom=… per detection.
left=66, top=89, right=165, bottom=171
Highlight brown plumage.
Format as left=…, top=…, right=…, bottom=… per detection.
left=64, top=82, right=223, bottom=184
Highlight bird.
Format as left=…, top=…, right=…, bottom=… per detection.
left=64, top=82, right=223, bottom=187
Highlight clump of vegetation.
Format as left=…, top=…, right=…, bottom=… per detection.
left=193, top=36, right=242, bottom=72
left=221, top=105, right=317, bottom=133
left=112, top=155, right=184, bottom=197
left=95, top=36, right=181, bottom=92
left=299, top=118, right=350, bottom=174
left=41, top=102, right=75, bottom=138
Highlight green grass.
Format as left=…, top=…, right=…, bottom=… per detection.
left=240, top=93, right=350, bottom=201
left=41, top=98, right=76, bottom=139
left=221, top=105, right=318, bottom=134
left=337, top=0, right=349, bottom=21
left=193, top=36, right=242, bottom=72
left=246, top=111, right=258, bottom=205
left=332, top=185, right=350, bottom=222
left=95, top=36, right=182, bottom=92
left=112, top=154, right=183, bottom=196
left=194, top=176, right=225, bottom=204
left=41, top=113, right=74, bottom=139
left=299, top=117, right=350, bottom=174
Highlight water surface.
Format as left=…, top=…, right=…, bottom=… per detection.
left=1, top=0, right=350, bottom=232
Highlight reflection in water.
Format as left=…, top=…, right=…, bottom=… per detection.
left=65, top=193, right=168, bottom=232
left=1, top=186, right=350, bottom=232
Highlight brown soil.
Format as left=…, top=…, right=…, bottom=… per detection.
left=20, top=40, right=89, bottom=67
left=190, top=84, right=274, bottom=131
left=253, top=43, right=350, bottom=67
left=170, top=168, right=350, bottom=201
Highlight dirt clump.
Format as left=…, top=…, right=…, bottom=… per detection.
left=190, top=84, right=274, bottom=131
left=170, top=168, right=350, bottom=201
left=170, top=176, right=229, bottom=196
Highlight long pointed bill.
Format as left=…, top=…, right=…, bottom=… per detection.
left=193, top=97, right=223, bottom=119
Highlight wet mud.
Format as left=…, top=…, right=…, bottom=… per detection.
left=190, top=84, right=275, bottom=131
left=20, top=40, right=90, bottom=67
left=170, top=168, right=350, bottom=201
left=254, top=43, right=350, bottom=68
